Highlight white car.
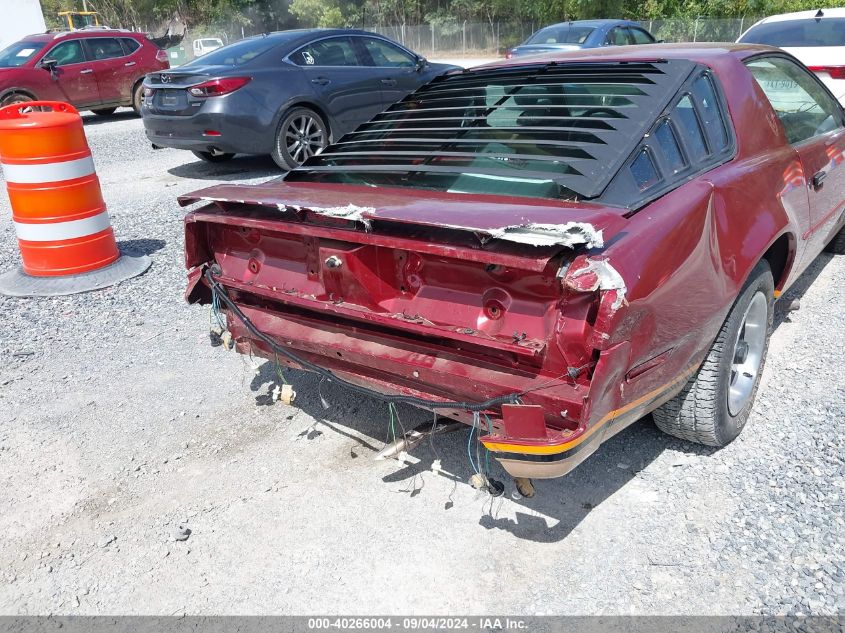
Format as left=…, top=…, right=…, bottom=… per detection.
left=738, top=8, right=845, bottom=105
left=192, top=37, right=224, bottom=57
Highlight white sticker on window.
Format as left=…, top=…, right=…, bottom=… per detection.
left=16, top=48, right=36, bottom=57
left=303, top=51, right=315, bottom=65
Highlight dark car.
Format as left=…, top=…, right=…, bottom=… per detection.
left=141, top=29, right=458, bottom=169
left=180, top=45, right=845, bottom=490
left=506, top=19, right=656, bottom=58
left=0, top=29, right=169, bottom=113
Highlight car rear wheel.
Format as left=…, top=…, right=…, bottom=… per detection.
left=271, top=107, right=328, bottom=171
left=91, top=107, right=117, bottom=116
left=131, top=82, right=144, bottom=115
left=824, top=224, right=845, bottom=254
left=653, top=260, right=774, bottom=447
left=1, top=93, right=33, bottom=108
left=192, top=151, right=235, bottom=163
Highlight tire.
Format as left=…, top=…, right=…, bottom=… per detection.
left=1, top=93, right=33, bottom=107
left=131, top=82, right=144, bottom=115
left=653, top=260, right=774, bottom=447
left=191, top=151, right=235, bottom=163
left=271, top=107, right=328, bottom=171
left=824, top=225, right=845, bottom=254
left=91, top=107, right=117, bottom=116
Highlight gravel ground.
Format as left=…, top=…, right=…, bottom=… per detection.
left=0, top=110, right=843, bottom=616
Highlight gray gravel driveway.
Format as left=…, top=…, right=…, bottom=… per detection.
left=0, top=110, right=843, bottom=616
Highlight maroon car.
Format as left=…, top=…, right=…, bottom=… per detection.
left=179, top=44, right=845, bottom=488
left=0, top=29, right=169, bottom=113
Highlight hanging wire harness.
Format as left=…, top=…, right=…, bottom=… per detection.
left=204, top=266, right=524, bottom=413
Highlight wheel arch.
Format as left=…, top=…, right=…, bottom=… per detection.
left=274, top=100, right=334, bottom=142
left=0, top=88, right=38, bottom=104
left=759, top=231, right=796, bottom=296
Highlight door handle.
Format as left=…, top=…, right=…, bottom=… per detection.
left=380, top=78, right=397, bottom=86
left=80, top=69, right=94, bottom=74
left=812, top=170, right=827, bottom=189
left=310, top=77, right=330, bottom=86
left=124, top=61, right=136, bottom=67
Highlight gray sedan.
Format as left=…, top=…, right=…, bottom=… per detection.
left=141, top=29, right=458, bottom=169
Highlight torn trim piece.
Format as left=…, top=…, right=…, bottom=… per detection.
left=486, top=222, right=604, bottom=249
left=565, top=257, right=628, bottom=310
left=278, top=203, right=376, bottom=230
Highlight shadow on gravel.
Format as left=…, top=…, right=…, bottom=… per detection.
left=80, top=110, right=139, bottom=126
left=118, top=238, right=166, bottom=257
left=168, top=156, right=282, bottom=182
left=248, top=360, right=666, bottom=543
left=774, top=253, right=833, bottom=329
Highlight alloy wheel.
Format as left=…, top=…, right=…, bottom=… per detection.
left=283, top=114, right=325, bottom=164
left=727, top=290, right=768, bottom=416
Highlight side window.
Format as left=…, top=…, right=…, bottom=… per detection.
left=289, top=37, right=359, bottom=67
left=359, top=37, right=415, bottom=67
left=86, top=38, right=125, bottom=61
left=628, top=27, right=655, bottom=44
left=46, top=40, right=85, bottom=66
left=605, top=28, right=630, bottom=46
left=121, top=38, right=141, bottom=55
left=746, top=56, right=844, bottom=144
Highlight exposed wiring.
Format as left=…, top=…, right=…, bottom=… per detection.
left=467, top=412, right=480, bottom=474
left=205, top=267, right=523, bottom=413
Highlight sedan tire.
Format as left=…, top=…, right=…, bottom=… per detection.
left=653, top=260, right=774, bottom=447
left=271, top=107, right=328, bottom=171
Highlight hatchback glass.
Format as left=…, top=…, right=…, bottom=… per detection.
left=739, top=18, right=845, bottom=47
left=0, top=41, right=46, bottom=67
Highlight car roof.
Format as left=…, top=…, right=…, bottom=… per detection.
left=751, top=7, right=845, bottom=23
left=536, top=19, right=642, bottom=29
left=481, top=42, right=775, bottom=69
left=22, top=29, right=145, bottom=43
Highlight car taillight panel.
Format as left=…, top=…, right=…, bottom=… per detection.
left=143, top=86, right=154, bottom=97
left=808, top=65, right=845, bottom=80
left=188, top=77, right=251, bottom=97
left=155, top=49, right=169, bottom=63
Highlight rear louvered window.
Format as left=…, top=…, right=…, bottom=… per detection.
left=287, top=59, right=697, bottom=201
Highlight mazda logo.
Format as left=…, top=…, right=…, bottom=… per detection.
left=160, top=74, right=171, bottom=83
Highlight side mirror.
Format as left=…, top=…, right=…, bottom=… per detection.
left=415, top=56, right=427, bottom=72
left=40, top=58, right=57, bottom=72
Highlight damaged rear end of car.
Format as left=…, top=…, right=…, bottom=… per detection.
left=181, top=57, right=719, bottom=479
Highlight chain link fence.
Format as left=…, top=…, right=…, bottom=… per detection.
left=174, top=17, right=763, bottom=65
left=359, top=18, right=762, bottom=59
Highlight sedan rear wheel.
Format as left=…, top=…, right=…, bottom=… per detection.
left=653, top=260, right=774, bottom=447
left=271, top=107, right=328, bottom=171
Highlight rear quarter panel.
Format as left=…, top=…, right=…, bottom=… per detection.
left=597, top=54, right=808, bottom=411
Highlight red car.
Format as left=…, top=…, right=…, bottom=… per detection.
left=0, top=29, right=168, bottom=113
left=179, top=44, right=845, bottom=489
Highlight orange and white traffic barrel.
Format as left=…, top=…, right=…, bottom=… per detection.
left=0, top=101, right=149, bottom=297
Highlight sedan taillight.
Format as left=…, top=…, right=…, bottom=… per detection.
left=808, top=65, right=845, bottom=80
left=188, top=77, right=251, bottom=97
left=155, top=49, right=169, bottom=63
